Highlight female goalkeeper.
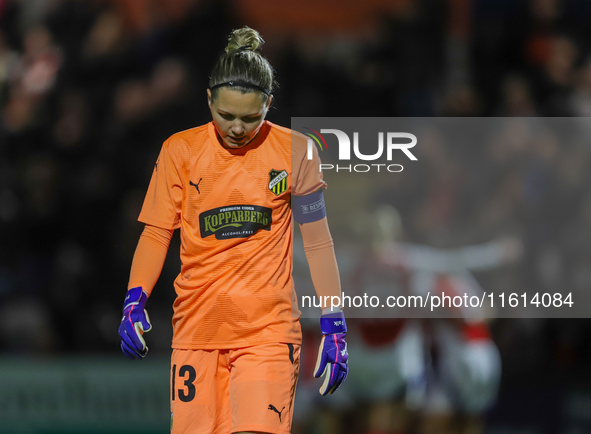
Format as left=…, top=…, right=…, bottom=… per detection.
left=117, top=26, right=348, bottom=434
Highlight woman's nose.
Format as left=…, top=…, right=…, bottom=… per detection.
left=231, top=122, right=245, bottom=135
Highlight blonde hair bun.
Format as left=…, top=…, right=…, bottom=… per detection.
left=209, top=26, right=274, bottom=100
left=225, top=26, right=264, bottom=53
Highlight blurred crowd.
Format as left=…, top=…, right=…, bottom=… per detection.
left=2, top=0, right=591, bottom=432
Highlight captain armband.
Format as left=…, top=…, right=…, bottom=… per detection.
left=292, top=190, right=327, bottom=224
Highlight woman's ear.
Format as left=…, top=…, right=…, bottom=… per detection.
left=207, top=89, right=212, bottom=108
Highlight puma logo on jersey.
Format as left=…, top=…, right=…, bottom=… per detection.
left=189, top=178, right=202, bottom=194
left=268, top=404, right=285, bottom=422
left=341, top=342, right=348, bottom=357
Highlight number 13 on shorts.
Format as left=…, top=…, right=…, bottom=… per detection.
left=170, top=344, right=300, bottom=434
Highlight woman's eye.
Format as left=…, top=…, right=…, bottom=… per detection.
left=243, top=116, right=261, bottom=123
left=220, top=113, right=234, bottom=121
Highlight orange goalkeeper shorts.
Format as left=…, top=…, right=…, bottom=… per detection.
left=170, top=343, right=300, bottom=434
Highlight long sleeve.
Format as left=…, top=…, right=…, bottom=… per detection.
left=127, top=224, right=174, bottom=296
left=299, top=217, right=341, bottom=309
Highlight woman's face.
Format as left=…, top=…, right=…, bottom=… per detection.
left=208, top=87, right=272, bottom=149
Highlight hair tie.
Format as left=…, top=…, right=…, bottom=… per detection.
left=238, top=45, right=252, bottom=51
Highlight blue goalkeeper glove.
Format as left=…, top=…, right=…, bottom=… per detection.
left=118, top=286, right=152, bottom=360
left=314, top=311, right=348, bottom=395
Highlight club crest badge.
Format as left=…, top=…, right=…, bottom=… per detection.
left=268, top=169, right=288, bottom=196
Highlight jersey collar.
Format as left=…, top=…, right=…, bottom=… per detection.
left=207, top=120, right=271, bottom=154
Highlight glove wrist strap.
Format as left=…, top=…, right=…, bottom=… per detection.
left=321, top=306, right=342, bottom=315
left=320, top=311, right=347, bottom=335
left=123, top=286, right=148, bottom=311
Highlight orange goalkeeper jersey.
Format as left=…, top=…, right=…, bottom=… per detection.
left=138, top=121, right=325, bottom=349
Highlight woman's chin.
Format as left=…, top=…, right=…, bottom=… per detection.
left=225, top=137, right=248, bottom=148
